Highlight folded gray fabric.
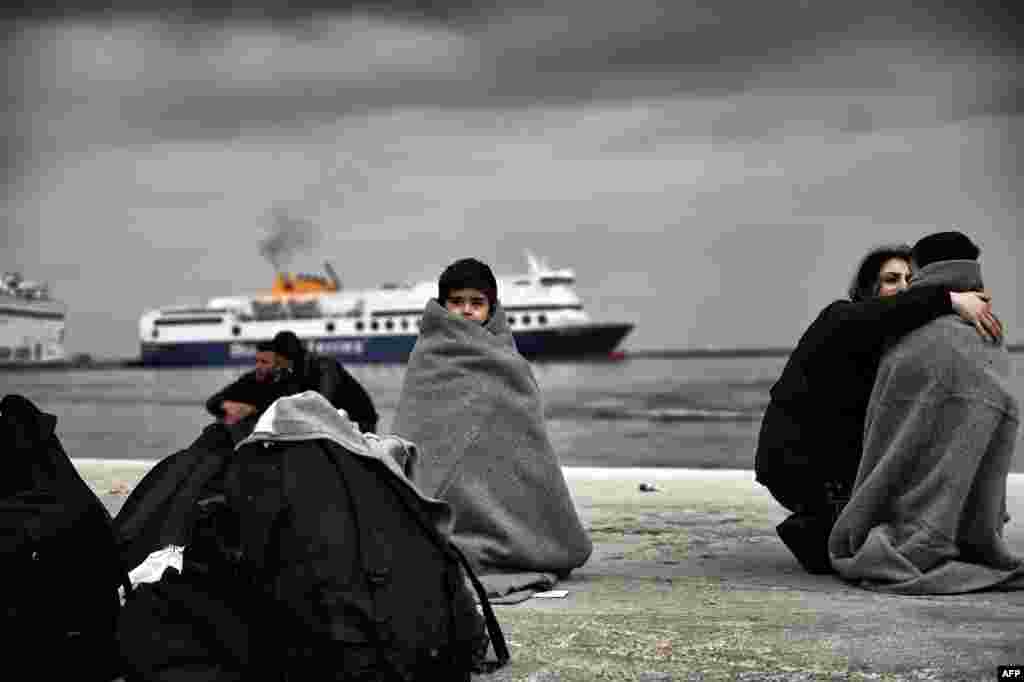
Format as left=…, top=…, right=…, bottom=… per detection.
left=393, top=300, right=592, bottom=596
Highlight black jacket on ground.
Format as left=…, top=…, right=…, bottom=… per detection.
left=296, top=354, right=379, bottom=434
left=754, top=285, right=954, bottom=512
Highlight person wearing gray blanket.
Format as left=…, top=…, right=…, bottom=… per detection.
left=393, top=258, right=592, bottom=603
left=829, top=231, right=1024, bottom=593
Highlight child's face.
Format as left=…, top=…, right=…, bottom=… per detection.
left=445, top=288, right=491, bottom=323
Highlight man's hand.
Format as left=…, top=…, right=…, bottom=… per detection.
left=221, top=400, right=257, bottom=425
left=950, top=291, right=1003, bottom=344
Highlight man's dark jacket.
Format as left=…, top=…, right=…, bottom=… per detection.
left=754, top=285, right=954, bottom=511
left=296, top=353, right=379, bottom=434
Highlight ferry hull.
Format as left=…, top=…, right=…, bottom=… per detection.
left=139, top=323, right=633, bottom=367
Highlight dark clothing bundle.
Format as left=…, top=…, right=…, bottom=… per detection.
left=755, top=285, right=954, bottom=573
left=295, top=353, right=379, bottom=434
left=114, top=419, right=246, bottom=576
left=829, top=261, right=1024, bottom=593
left=116, top=393, right=507, bottom=681
left=1, top=394, right=130, bottom=681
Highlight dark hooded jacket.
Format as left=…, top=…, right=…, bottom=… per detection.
left=273, top=333, right=379, bottom=434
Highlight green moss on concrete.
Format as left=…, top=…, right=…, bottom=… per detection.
left=484, top=575, right=872, bottom=682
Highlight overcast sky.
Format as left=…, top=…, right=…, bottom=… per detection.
left=2, top=1, right=1021, bottom=357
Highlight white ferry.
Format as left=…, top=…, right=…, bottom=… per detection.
left=0, top=272, right=67, bottom=366
left=139, top=252, right=633, bottom=366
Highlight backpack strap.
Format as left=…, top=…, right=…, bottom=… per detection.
left=446, top=540, right=510, bottom=670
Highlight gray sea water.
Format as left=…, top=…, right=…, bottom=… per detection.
left=4, top=355, right=1024, bottom=471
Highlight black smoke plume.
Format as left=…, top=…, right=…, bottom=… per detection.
left=258, top=207, right=319, bottom=273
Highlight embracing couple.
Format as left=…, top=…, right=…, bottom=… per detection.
left=756, top=230, right=1023, bottom=593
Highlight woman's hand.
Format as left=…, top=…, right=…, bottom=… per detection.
left=950, top=291, right=1003, bottom=344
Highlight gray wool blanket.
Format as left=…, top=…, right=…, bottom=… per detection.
left=392, top=300, right=592, bottom=601
left=829, top=261, right=1024, bottom=594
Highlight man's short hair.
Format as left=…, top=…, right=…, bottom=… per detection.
left=270, top=331, right=306, bottom=365
left=911, top=231, right=981, bottom=269
left=256, top=340, right=276, bottom=353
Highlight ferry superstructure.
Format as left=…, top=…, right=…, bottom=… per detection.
left=0, top=272, right=67, bottom=365
left=139, top=253, right=633, bottom=366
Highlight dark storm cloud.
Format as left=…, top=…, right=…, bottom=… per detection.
left=5, top=0, right=1021, bottom=135
left=3, top=0, right=1020, bottom=251
left=1, top=0, right=1019, bottom=180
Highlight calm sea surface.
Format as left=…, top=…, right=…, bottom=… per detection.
left=4, top=355, right=1024, bottom=472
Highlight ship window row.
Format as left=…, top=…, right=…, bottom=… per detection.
left=508, top=313, right=547, bottom=326
left=157, top=302, right=581, bottom=327
left=155, top=317, right=224, bottom=327
left=355, top=318, right=419, bottom=332
left=160, top=307, right=230, bottom=315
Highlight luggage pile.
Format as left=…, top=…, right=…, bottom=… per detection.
left=1, top=394, right=508, bottom=682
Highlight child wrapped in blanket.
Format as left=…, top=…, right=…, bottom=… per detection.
left=393, top=258, right=592, bottom=602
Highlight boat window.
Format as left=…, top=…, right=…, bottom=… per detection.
left=151, top=330, right=159, bottom=339
left=288, top=299, right=322, bottom=319
left=356, top=321, right=365, bottom=332
left=371, top=321, right=380, bottom=331
left=14, top=347, right=31, bottom=360
left=385, top=320, right=394, bottom=331
left=503, top=304, right=582, bottom=313
left=514, top=279, right=531, bottom=286
left=370, top=309, right=422, bottom=318
left=154, top=317, right=224, bottom=326
left=539, top=276, right=575, bottom=286
left=414, top=319, right=420, bottom=328
left=522, top=315, right=532, bottom=325
left=326, top=322, right=335, bottom=333
left=231, top=325, right=241, bottom=336
left=508, top=316, right=516, bottom=325
left=401, top=319, right=409, bottom=330
left=538, top=314, right=547, bottom=325
left=160, top=307, right=229, bottom=315
left=0, top=347, right=11, bottom=359
left=251, top=300, right=289, bottom=320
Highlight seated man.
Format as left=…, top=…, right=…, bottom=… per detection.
left=828, top=231, right=1024, bottom=593
left=205, top=341, right=286, bottom=425
left=393, top=258, right=592, bottom=601
left=267, top=331, right=379, bottom=434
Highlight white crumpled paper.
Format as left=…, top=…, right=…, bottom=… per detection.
left=121, top=545, right=185, bottom=601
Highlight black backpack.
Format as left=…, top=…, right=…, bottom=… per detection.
left=119, top=437, right=508, bottom=682
left=0, top=394, right=132, bottom=681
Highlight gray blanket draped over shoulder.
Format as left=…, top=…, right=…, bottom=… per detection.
left=393, top=300, right=592, bottom=598
left=829, top=260, right=1024, bottom=594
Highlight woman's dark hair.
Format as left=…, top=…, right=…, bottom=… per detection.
left=847, top=243, right=913, bottom=302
